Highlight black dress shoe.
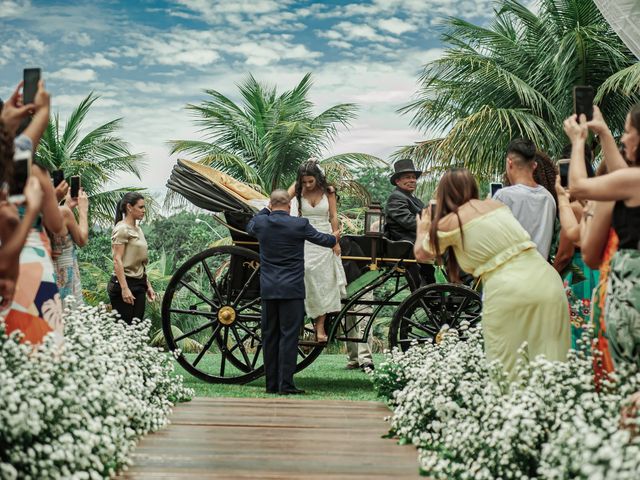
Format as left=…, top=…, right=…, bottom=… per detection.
left=265, top=389, right=278, bottom=394
left=279, top=388, right=305, bottom=395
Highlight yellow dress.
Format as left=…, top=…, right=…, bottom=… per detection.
left=429, top=206, right=570, bottom=378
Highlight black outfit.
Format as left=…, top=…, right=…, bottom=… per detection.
left=107, top=275, right=147, bottom=324
left=246, top=208, right=336, bottom=393
left=612, top=200, right=640, bottom=250
left=384, top=187, right=435, bottom=288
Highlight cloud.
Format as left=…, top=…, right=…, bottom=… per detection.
left=229, top=40, right=322, bottom=66
left=62, top=31, right=93, bottom=47
left=0, top=0, right=30, bottom=18
left=50, top=68, right=97, bottom=82
left=75, top=53, right=115, bottom=68
left=378, top=17, right=417, bottom=35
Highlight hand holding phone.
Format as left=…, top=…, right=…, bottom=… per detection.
left=490, top=182, right=503, bottom=197
left=52, top=169, right=64, bottom=187
left=573, top=86, right=594, bottom=122
left=558, top=159, right=570, bottom=187
left=9, top=150, right=32, bottom=204
left=70, top=175, right=80, bottom=199
left=23, top=68, right=41, bottom=105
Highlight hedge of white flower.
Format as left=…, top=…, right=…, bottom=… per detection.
left=372, top=326, right=640, bottom=479
left=0, top=302, right=193, bottom=480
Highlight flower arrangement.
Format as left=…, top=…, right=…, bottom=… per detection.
left=372, top=326, right=640, bottom=479
left=0, top=301, right=193, bottom=479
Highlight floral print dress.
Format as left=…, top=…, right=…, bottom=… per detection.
left=2, top=213, right=64, bottom=348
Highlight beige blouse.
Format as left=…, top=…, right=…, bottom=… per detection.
left=112, top=221, right=148, bottom=279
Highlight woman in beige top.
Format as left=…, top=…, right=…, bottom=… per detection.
left=108, top=192, right=155, bottom=324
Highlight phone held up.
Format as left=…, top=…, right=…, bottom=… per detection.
left=558, top=159, right=570, bottom=188
left=573, top=85, right=594, bottom=122
left=429, top=200, right=437, bottom=221
left=52, top=169, right=64, bottom=187
left=9, top=149, right=32, bottom=204
left=17, top=68, right=41, bottom=135
left=490, top=182, right=503, bottom=197
left=70, top=175, right=80, bottom=199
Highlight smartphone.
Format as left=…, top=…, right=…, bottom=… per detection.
left=490, top=182, right=503, bottom=196
left=558, top=159, right=570, bottom=187
left=9, top=149, right=32, bottom=204
left=23, top=68, right=41, bottom=105
left=573, top=86, right=594, bottom=121
left=52, top=169, right=64, bottom=187
left=429, top=200, right=437, bottom=221
left=69, top=175, right=80, bottom=198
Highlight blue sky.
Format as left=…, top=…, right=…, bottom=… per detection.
left=0, top=0, right=497, bottom=193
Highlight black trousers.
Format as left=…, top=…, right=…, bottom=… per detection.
left=261, top=298, right=304, bottom=392
left=108, top=275, right=147, bottom=324
left=407, top=263, right=436, bottom=291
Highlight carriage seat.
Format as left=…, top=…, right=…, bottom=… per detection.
left=343, top=235, right=414, bottom=261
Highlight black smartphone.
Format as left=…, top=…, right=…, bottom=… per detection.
left=429, top=200, right=437, bottom=221
left=9, top=150, right=32, bottom=203
left=23, top=68, right=41, bottom=105
left=490, top=182, right=503, bottom=196
left=70, top=175, right=80, bottom=198
left=52, top=169, right=64, bottom=187
left=558, top=159, right=570, bottom=187
left=573, top=86, right=594, bottom=121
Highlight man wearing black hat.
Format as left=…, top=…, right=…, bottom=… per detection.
left=385, top=159, right=435, bottom=288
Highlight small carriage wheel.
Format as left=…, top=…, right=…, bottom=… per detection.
left=389, top=283, right=482, bottom=351
left=162, top=246, right=264, bottom=384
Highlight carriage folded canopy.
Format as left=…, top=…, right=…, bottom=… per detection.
left=166, top=159, right=268, bottom=213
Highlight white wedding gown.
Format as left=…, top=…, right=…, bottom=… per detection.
left=291, top=194, right=347, bottom=318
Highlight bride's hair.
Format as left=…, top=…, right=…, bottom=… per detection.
left=294, top=158, right=335, bottom=217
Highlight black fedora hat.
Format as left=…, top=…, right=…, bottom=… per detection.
left=389, top=159, right=422, bottom=185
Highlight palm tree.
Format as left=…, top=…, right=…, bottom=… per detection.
left=398, top=0, right=640, bottom=181
left=36, top=93, right=147, bottom=224
left=170, top=73, right=383, bottom=203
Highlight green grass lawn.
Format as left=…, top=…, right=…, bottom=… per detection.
left=172, top=353, right=385, bottom=401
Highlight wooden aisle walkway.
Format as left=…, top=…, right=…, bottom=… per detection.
left=117, top=397, right=421, bottom=479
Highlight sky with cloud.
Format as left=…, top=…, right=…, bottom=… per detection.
left=0, top=0, right=497, bottom=194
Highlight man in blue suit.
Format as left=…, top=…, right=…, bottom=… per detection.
left=247, top=190, right=337, bottom=395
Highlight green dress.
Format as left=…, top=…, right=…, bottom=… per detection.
left=563, top=251, right=599, bottom=350
left=433, top=206, right=571, bottom=378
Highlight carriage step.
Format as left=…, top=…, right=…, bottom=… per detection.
left=344, top=311, right=373, bottom=316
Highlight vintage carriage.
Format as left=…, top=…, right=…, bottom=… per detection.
left=162, top=160, right=482, bottom=384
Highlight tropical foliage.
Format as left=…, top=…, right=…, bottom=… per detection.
left=170, top=73, right=383, bottom=205
left=398, top=0, right=640, bottom=180
left=35, top=93, right=147, bottom=224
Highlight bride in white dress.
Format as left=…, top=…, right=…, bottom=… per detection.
left=288, top=159, right=347, bottom=343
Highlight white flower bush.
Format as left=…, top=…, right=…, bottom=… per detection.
left=0, top=301, right=193, bottom=480
left=373, top=327, right=640, bottom=479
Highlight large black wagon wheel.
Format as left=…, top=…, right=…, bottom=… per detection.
left=389, top=284, right=482, bottom=351
left=162, top=246, right=265, bottom=384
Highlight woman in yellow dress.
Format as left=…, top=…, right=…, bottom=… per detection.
left=414, top=168, right=570, bottom=378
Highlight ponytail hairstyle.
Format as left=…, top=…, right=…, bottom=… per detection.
left=0, top=121, right=14, bottom=185
left=114, top=192, right=145, bottom=225
left=294, top=157, right=334, bottom=217
left=533, top=150, right=558, bottom=206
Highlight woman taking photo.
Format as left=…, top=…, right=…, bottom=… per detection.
left=108, top=192, right=154, bottom=324
left=414, top=168, right=570, bottom=379
left=51, top=189, right=89, bottom=302
left=288, top=159, right=346, bottom=343
left=2, top=80, right=66, bottom=347
left=565, top=104, right=640, bottom=369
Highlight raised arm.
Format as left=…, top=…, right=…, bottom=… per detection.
left=414, top=209, right=436, bottom=263
left=63, top=190, right=89, bottom=247
left=22, top=80, right=50, bottom=151
left=565, top=115, right=640, bottom=203
left=587, top=106, right=628, bottom=173
left=32, top=165, right=64, bottom=235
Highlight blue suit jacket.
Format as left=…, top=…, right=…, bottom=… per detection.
left=246, top=208, right=336, bottom=300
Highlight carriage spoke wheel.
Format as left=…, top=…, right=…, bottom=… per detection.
left=389, top=284, right=482, bottom=352
left=162, top=246, right=264, bottom=384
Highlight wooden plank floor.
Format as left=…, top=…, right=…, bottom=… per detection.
left=117, top=397, right=421, bottom=479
